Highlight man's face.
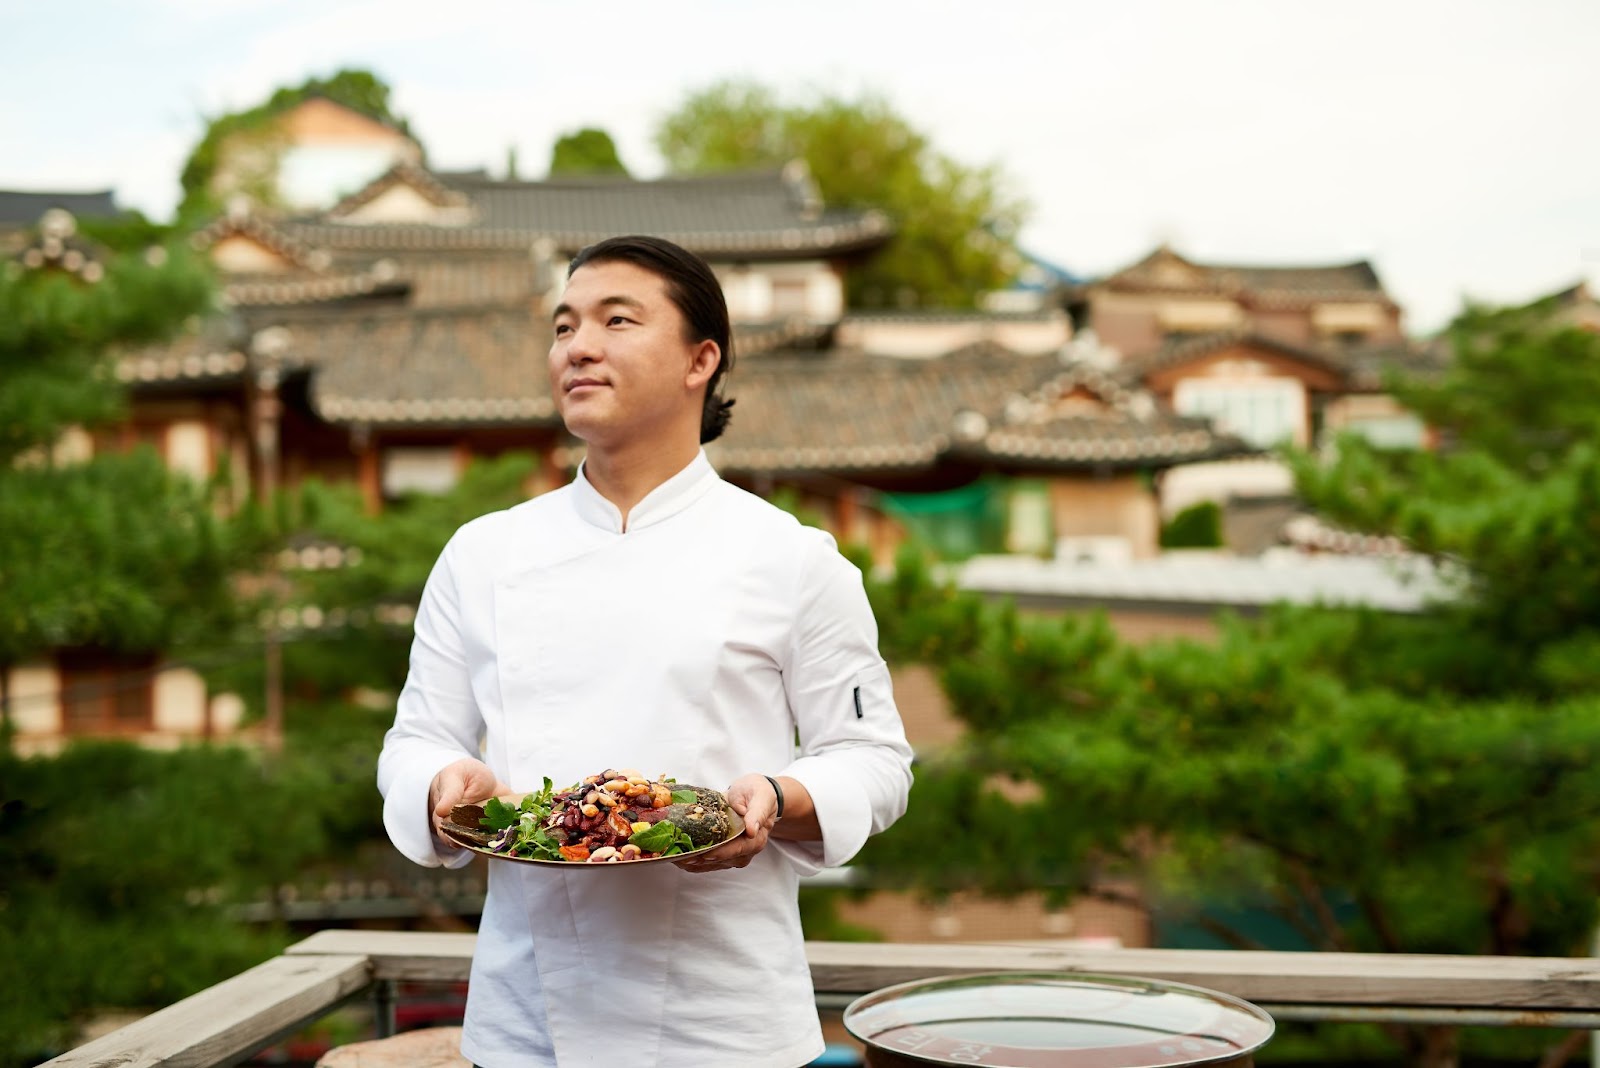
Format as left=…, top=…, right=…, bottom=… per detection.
left=549, top=260, right=718, bottom=448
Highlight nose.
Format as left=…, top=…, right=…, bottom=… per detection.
left=563, top=320, right=603, bottom=364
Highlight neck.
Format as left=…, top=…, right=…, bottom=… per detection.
left=581, top=435, right=701, bottom=530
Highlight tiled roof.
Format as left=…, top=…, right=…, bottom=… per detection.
left=1103, top=245, right=1391, bottom=303
left=282, top=162, right=892, bottom=258
left=192, top=209, right=428, bottom=308
left=709, top=345, right=1043, bottom=473
left=0, top=188, right=119, bottom=226
left=1333, top=339, right=1450, bottom=391
left=709, top=344, right=1241, bottom=475
left=12, top=224, right=105, bottom=283
left=390, top=254, right=543, bottom=308
left=957, top=361, right=1244, bottom=467
left=1121, top=331, right=1352, bottom=383
left=839, top=309, right=1068, bottom=325
left=193, top=209, right=333, bottom=272
left=118, top=321, right=249, bottom=386
left=222, top=267, right=408, bottom=307
left=1225, top=261, right=1382, bottom=294
left=291, top=305, right=560, bottom=426
left=326, top=160, right=472, bottom=217
left=126, top=302, right=1243, bottom=473
left=1123, top=330, right=1448, bottom=395
left=730, top=318, right=834, bottom=356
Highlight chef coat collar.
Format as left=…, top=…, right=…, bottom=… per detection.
left=571, top=449, right=719, bottom=533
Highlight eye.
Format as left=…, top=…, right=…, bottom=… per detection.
left=553, top=323, right=572, bottom=337
left=607, top=314, right=634, bottom=326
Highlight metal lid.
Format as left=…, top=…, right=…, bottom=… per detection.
left=843, top=972, right=1275, bottom=1068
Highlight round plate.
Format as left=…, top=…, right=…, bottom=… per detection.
left=439, top=793, right=744, bottom=867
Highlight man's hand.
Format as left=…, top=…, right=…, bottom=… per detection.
left=428, top=758, right=512, bottom=842
left=675, top=773, right=781, bottom=873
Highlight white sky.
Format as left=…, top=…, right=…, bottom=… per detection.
left=3, top=0, right=1598, bottom=332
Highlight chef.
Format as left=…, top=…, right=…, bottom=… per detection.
left=377, top=234, right=915, bottom=1068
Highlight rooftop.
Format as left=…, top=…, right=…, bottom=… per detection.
left=0, top=187, right=120, bottom=226
left=955, top=548, right=1456, bottom=614
left=1096, top=245, right=1395, bottom=305
left=278, top=160, right=893, bottom=259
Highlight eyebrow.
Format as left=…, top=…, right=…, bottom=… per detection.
left=551, top=295, right=647, bottom=323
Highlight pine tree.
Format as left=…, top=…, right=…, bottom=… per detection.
left=0, top=221, right=239, bottom=726
left=859, top=315, right=1600, bottom=1067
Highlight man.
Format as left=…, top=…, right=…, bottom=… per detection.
left=378, top=235, right=914, bottom=1067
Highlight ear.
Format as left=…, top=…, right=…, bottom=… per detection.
left=685, top=339, right=721, bottom=391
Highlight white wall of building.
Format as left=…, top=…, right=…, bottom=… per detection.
left=7, top=664, right=61, bottom=735
left=152, top=667, right=209, bottom=733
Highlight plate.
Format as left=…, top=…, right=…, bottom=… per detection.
left=439, top=791, right=744, bottom=867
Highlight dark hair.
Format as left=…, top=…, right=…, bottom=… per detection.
left=567, top=235, right=735, bottom=444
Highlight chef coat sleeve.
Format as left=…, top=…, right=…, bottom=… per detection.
left=774, top=532, right=915, bottom=874
left=377, top=532, right=479, bottom=869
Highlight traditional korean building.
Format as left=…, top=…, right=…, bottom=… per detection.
left=118, top=162, right=1244, bottom=560
left=1527, top=279, right=1600, bottom=333
left=1066, top=245, right=1444, bottom=516
left=1070, top=245, right=1433, bottom=438
left=200, top=94, right=425, bottom=213
left=7, top=162, right=1253, bottom=750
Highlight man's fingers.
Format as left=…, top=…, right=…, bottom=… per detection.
left=677, top=823, right=772, bottom=872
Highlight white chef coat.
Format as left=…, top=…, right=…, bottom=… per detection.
left=378, top=450, right=915, bottom=1068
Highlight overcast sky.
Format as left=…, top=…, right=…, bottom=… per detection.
left=4, top=0, right=1598, bottom=332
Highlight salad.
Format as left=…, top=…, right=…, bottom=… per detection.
left=473, top=768, right=731, bottom=863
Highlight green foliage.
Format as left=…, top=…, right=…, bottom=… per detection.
left=548, top=128, right=629, bottom=177
left=857, top=316, right=1600, bottom=1064
left=0, top=741, right=358, bottom=1062
left=0, top=242, right=214, bottom=465
left=1159, top=499, right=1224, bottom=548
left=1413, top=302, right=1600, bottom=474
left=204, top=453, right=539, bottom=707
left=177, top=68, right=413, bottom=222
left=0, top=452, right=244, bottom=664
left=798, top=888, right=884, bottom=943
left=1290, top=318, right=1600, bottom=685
left=0, top=692, right=389, bottom=1063
left=655, top=80, right=1027, bottom=308
left=0, top=240, right=243, bottom=681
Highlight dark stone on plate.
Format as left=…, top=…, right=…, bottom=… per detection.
left=444, top=803, right=495, bottom=847
left=641, top=785, right=732, bottom=848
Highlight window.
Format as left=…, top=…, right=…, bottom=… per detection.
left=58, top=650, right=156, bottom=734
left=1343, top=414, right=1426, bottom=450
left=1174, top=378, right=1306, bottom=447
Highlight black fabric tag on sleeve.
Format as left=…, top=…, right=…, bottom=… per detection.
left=853, top=685, right=864, bottom=719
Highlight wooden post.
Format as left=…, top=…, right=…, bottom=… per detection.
left=354, top=426, right=381, bottom=515
left=834, top=487, right=858, bottom=543
left=251, top=359, right=285, bottom=753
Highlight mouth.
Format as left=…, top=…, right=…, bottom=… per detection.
left=564, top=378, right=609, bottom=394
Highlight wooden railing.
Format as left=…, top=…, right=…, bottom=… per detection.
left=41, top=931, right=1600, bottom=1066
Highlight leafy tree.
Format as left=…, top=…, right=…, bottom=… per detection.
left=655, top=80, right=1026, bottom=309
left=858, top=317, right=1600, bottom=1068
left=198, top=454, right=540, bottom=711
left=177, top=68, right=415, bottom=222
left=0, top=235, right=246, bottom=723
left=548, top=128, right=629, bottom=177
left=0, top=735, right=388, bottom=1065
left=1159, top=499, right=1224, bottom=548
